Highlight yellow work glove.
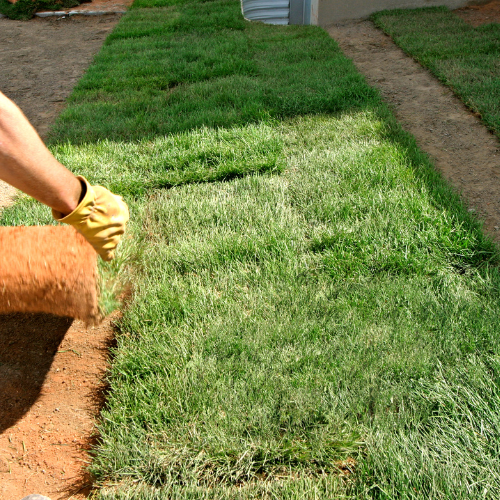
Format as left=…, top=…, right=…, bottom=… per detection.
left=53, top=176, right=129, bottom=261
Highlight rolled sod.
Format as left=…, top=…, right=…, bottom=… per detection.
left=0, top=226, right=100, bottom=324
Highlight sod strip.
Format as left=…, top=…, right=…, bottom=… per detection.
left=3, top=0, right=500, bottom=497
left=372, top=7, right=500, bottom=139
left=93, top=111, right=500, bottom=499
left=47, top=0, right=377, bottom=146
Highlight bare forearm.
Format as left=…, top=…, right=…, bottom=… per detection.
left=0, top=91, right=129, bottom=260
left=0, top=91, right=81, bottom=215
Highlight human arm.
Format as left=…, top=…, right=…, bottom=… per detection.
left=0, top=91, right=82, bottom=215
left=0, top=91, right=129, bottom=260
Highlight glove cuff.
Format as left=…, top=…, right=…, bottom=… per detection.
left=52, top=176, right=94, bottom=224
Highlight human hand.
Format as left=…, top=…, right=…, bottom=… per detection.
left=53, top=176, right=129, bottom=261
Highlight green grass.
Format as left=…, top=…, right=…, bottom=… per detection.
left=3, top=0, right=500, bottom=498
left=86, top=110, right=500, bottom=499
left=48, top=1, right=377, bottom=144
left=372, top=7, right=500, bottom=139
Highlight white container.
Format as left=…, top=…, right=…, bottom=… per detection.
left=241, top=0, right=290, bottom=25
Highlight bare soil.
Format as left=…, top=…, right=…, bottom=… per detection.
left=327, top=3, right=500, bottom=242
left=0, top=313, right=119, bottom=500
left=455, top=0, right=500, bottom=27
left=0, top=12, right=123, bottom=500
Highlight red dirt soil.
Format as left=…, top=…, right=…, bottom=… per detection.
left=0, top=12, right=126, bottom=500
left=0, top=312, right=119, bottom=500
left=455, top=0, right=500, bottom=26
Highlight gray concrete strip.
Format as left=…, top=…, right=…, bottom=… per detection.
left=0, top=9, right=125, bottom=19
left=35, top=10, right=67, bottom=16
left=35, top=10, right=126, bottom=16
left=68, top=9, right=127, bottom=14
left=327, top=20, right=500, bottom=241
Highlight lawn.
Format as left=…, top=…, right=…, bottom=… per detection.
left=372, top=6, right=500, bottom=140
left=3, top=1, right=500, bottom=498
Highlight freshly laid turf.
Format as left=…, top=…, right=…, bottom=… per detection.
left=372, top=7, right=500, bottom=139
left=48, top=0, right=377, bottom=144
left=87, top=108, right=500, bottom=499
left=3, top=1, right=500, bottom=498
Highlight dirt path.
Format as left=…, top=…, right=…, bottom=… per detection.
left=0, top=14, right=123, bottom=500
left=326, top=14, right=500, bottom=243
left=0, top=14, right=121, bottom=211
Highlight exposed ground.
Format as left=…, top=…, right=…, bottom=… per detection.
left=2, top=1, right=500, bottom=499
left=0, top=12, right=123, bottom=500
left=0, top=313, right=118, bottom=500
left=455, top=0, right=500, bottom=26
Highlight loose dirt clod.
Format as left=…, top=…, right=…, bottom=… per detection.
left=0, top=226, right=100, bottom=324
